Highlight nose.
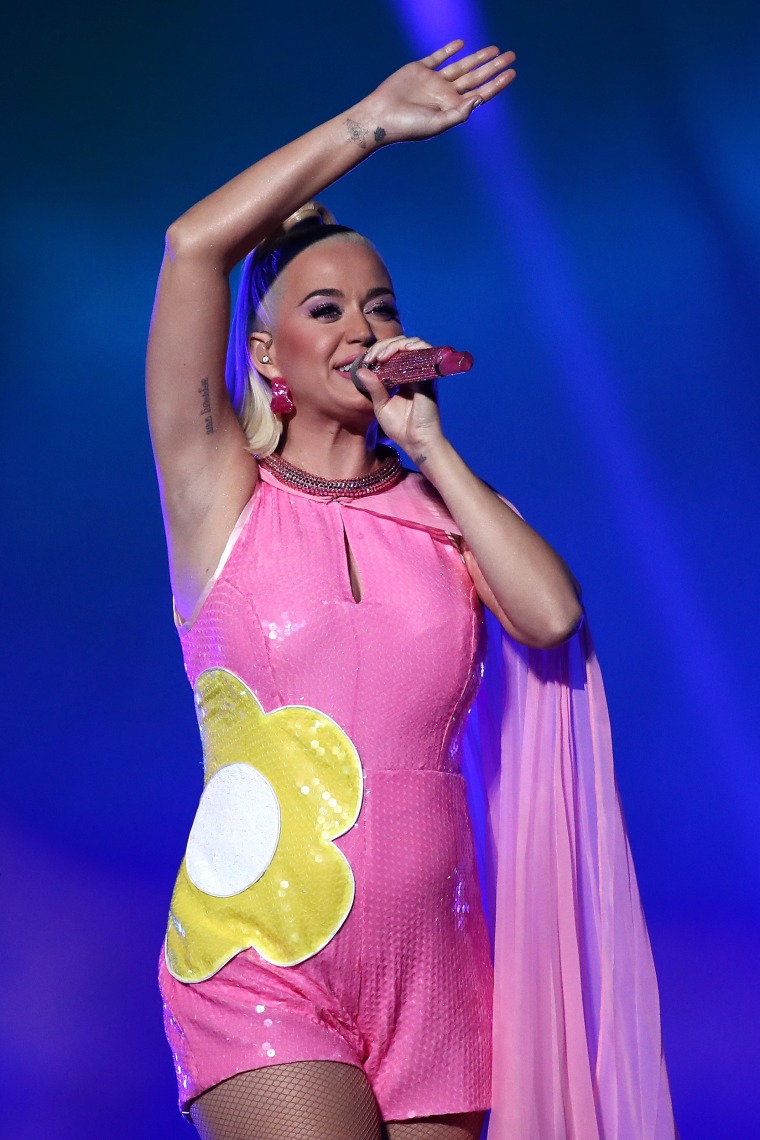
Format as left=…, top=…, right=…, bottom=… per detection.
left=345, top=305, right=377, bottom=346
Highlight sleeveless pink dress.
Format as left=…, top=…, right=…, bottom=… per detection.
left=158, top=465, right=494, bottom=1120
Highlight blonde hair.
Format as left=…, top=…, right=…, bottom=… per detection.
left=225, top=202, right=375, bottom=456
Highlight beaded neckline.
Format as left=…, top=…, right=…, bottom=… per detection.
left=259, top=446, right=404, bottom=499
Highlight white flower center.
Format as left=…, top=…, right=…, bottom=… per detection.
left=185, top=763, right=281, bottom=896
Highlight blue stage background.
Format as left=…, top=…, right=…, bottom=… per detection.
left=2, top=1, right=758, bottom=1135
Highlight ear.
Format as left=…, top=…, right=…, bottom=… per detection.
left=248, top=332, right=276, bottom=379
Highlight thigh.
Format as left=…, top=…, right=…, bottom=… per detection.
left=189, top=1060, right=384, bottom=1140
left=385, top=1111, right=486, bottom=1140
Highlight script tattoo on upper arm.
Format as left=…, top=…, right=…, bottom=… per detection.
left=199, top=377, right=214, bottom=435
left=347, top=118, right=368, bottom=149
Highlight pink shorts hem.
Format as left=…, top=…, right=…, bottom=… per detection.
left=180, top=1055, right=491, bottom=1123
left=179, top=1056, right=363, bottom=1118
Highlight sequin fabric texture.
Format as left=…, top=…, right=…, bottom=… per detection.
left=158, top=467, right=494, bottom=1121
left=166, top=667, right=364, bottom=978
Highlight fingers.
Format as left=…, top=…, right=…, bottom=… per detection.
left=465, top=65, right=516, bottom=107
left=438, top=44, right=501, bottom=81
left=437, top=64, right=516, bottom=129
left=420, top=40, right=464, bottom=69
left=418, top=41, right=517, bottom=122
left=354, top=365, right=392, bottom=410
left=363, top=336, right=431, bottom=365
left=452, top=50, right=516, bottom=95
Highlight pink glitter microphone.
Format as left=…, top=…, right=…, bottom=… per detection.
left=349, top=346, right=474, bottom=396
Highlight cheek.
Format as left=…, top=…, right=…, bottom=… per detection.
left=276, top=321, right=333, bottom=379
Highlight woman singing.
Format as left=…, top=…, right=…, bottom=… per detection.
left=148, top=39, right=676, bottom=1140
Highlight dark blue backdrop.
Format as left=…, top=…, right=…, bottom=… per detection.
left=3, top=1, right=758, bottom=1136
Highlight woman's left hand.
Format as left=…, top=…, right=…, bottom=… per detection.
left=354, top=336, right=445, bottom=458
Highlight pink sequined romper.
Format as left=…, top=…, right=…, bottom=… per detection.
left=158, top=465, right=494, bottom=1121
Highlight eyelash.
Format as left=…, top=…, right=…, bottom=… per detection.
left=309, top=302, right=399, bottom=320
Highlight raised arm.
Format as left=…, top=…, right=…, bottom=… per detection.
left=146, top=40, right=516, bottom=619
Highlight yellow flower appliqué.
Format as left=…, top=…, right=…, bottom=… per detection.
left=164, top=667, right=363, bottom=982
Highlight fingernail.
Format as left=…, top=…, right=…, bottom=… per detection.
left=472, top=96, right=483, bottom=109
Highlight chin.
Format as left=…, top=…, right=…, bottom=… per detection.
left=332, top=382, right=376, bottom=418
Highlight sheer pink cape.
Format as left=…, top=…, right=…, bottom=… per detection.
left=346, top=472, right=677, bottom=1139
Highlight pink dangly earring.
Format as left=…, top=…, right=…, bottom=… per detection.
left=260, top=351, right=295, bottom=415
left=269, top=378, right=295, bottom=415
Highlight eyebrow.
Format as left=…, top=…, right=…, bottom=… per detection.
left=297, top=286, right=396, bottom=306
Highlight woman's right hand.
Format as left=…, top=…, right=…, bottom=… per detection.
left=353, top=40, right=516, bottom=146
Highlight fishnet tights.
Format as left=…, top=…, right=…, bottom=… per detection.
left=189, top=1061, right=485, bottom=1140
left=386, top=1112, right=486, bottom=1139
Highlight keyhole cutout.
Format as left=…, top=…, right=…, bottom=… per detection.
left=342, top=524, right=363, bottom=604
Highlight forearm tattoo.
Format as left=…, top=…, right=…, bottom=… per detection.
left=346, top=119, right=387, bottom=150
left=414, top=452, right=428, bottom=467
left=347, top=118, right=368, bottom=149
left=199, top=376, right=214, bottom=434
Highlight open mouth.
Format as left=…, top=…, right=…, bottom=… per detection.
left=334, top=355, right=365, bottom=375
